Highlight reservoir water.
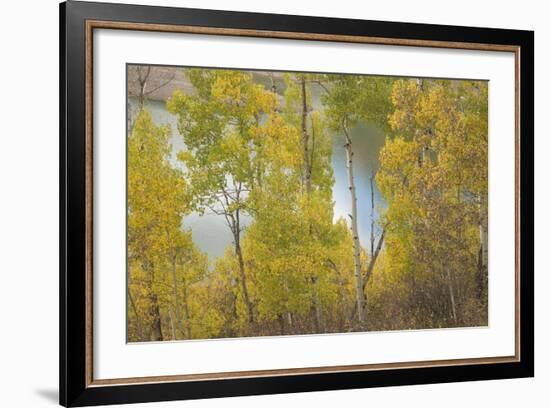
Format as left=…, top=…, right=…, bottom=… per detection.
left=129, top=94, right=387, bottom=263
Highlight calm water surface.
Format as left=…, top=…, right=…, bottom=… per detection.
left=130, top=95, right=387, bottom=263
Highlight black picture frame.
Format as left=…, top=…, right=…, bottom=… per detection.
left=60, top=1, right=534, bottom=406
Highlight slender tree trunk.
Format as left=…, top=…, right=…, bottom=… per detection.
left=149, top=292, right=163, bottom=341
left=270, top=72, right=277, bottom=94
left=136, top=66, right=151, bottom=111
left=127, top=102, right=133, bottom=134
left=343, top=125, right=366, bottom=330
left=446, top=268, right=458, bottom=325
left=181, top=277, right=192, bottom=339
left=348, top=228, right=386, bottom=323
left=169, top=309, right=177, bottom=340
left=299, top=76, right=325, bottom=333
left=170, top=253, right=184, bottom=339
left=235, top=241, right=254, bottom=325
left=225, top=279, right=238, bottom=338
left=310, top=277, right=324, bottom=333
left=282, top=280, right=294, bottom=334
left=278, top=314, right=286, bottom=335
left=478, top=194, right=489, bottom=297
left=327, top=259, right=351, bottom=330
left=300, top=76, right=312, bottom=191
left=143, top=261, right=163, bottom=341
left=310, top=115, right=316, bottom=179
left=127, top=287, right=144, bottom=341
left=366, top=170, right=375, bottom=312
left=370, top=172, right=375, bottom=256
left=286, top=312, right=293, bottom=334
left=314, top=294, right=324, bottom=333
left=363, top=228, right=386, bottom=291
left=312, top=306, right=321, bottom=333
left=234, top=210, right=254, bottom=326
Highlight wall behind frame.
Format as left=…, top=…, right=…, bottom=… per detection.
left=0, top=0, right=545, bottom=407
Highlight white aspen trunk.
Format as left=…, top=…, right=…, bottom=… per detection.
left=363, top=228, right=386, bottom=291
left=476, top=194, right=489, bottom=297
left=344, top=130, right=366, bottom=330
left=370, top=172, right=375, bottom=256
left=446, top=268, right=458, bottom=325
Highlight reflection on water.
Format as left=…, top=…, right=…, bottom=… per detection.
left=130, top=97, right=387, bottom=263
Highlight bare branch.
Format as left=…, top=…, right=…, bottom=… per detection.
left=308, top=79, right=331, bottom=94
left=363, top=227, right=387, bottom=291
left=144, top=73, right=176, bottom=96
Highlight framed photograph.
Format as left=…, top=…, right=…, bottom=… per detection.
left=60, top=1, right=534, bottom=406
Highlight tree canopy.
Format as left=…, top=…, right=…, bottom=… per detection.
left=127, top=67, right=488, bottom=341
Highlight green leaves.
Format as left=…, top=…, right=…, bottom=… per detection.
left=322, top=75, right=395, bottom=133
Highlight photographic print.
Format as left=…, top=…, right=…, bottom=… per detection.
left=126, top=65, right=489, bottom=342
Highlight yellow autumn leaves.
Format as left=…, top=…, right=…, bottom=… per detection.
left=127, top=68, right=488, bottom=342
